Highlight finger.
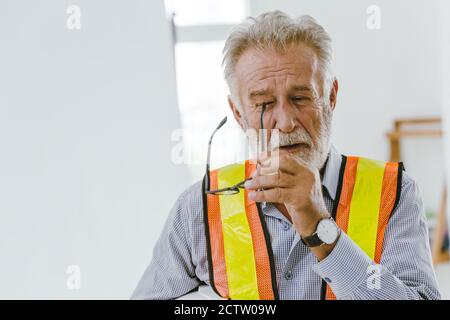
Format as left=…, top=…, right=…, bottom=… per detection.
left=259, top=152, right=305, bottom=175
left=257, top=150, right=281, bottom=175
left=257, top=150, right=271, bottom=162
left=244, top=171, right=295, bottom=190
left=257, top=149, right=277, bottom=163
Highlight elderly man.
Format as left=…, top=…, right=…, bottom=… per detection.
left=132, top=11, right=440, bottom=300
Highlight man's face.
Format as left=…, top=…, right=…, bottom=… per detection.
left=229, top=43, right=338, bottom=170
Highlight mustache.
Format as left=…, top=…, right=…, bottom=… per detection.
left=268, top=128, right=313, bottom=149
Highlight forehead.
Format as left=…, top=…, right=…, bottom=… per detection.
left=233, top=44, right=321, bottom=96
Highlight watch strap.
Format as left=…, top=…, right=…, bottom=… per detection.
left=301, top=232, right=323, bottom=247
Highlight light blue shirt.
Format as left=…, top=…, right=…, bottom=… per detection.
left=131, top=145, right=441, bottom=300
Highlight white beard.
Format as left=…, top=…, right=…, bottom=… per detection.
left=268, top=103, right=333, bottom=170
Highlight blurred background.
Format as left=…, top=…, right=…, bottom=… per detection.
left=0, top=0, right=449, bottom=299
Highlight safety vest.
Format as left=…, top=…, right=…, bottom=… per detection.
left=202, top=155, right=403, bottom=300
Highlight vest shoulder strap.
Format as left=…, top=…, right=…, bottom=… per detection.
left=324, top=155, right=403, bottom=300
left=203, top=161, right=278, bottom=300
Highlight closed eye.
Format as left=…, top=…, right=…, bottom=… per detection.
left=292, top=96, right=310, bottom=102
left=255, top=101, right=275, bottom=109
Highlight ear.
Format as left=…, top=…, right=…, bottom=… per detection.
left=228, top=95, right=246, bottom=130
left=329, top=78, right=339, bottom=111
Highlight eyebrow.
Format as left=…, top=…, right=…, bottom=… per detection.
left=291, top=85, right=313, bottom=93
left=248, top=89, right=273, bottom=99
left=247, top=84, right=316, bottom=100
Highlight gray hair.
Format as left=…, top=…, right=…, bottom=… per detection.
left=222, top=11, right=334, bottom=100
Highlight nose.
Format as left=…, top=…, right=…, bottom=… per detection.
left=273, top=98, right=297, bottom=133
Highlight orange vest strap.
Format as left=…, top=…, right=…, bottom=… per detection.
left=324, top=156, right=402, bottom=300
left=203, top=161, right=278, bottom=300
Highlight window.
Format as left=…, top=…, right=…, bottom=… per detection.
left=166, top=0, right=250, bottom=181
left=166, top=0, right=249, bottom=26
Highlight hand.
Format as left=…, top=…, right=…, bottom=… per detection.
left=244, top=150, right=330, bottom=238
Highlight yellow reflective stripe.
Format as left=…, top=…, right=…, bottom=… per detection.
left=346, top=158, right=386, bottom=259
left=217, top=164, right=259, bottom=300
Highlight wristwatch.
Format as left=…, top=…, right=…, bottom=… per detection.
left=301, top=217, right=340, bottom=247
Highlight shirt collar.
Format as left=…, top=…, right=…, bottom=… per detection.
left=321, top=144, right=342, bottom=201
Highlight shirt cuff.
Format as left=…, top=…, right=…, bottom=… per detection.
left=311, top=231, right=373, bottom=299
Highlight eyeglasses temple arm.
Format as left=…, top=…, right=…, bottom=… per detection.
left=205, top=116, right=228, bottom=191
left=260, top=104, right=267, bottom=153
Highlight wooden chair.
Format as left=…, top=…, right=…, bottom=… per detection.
left=387, top=117, right=449, bottom=265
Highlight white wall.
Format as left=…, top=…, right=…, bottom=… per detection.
left=0, top=0, right=188, bottom=298
left=438, top=0, right=450, bottom=230
left=250, top=0, right=445, bottom=213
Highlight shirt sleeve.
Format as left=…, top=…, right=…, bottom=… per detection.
left=311, top=172, right=441, bottom=300
left=130, top=189, right=200, bottom=300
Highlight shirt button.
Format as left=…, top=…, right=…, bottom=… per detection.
left=284, top=271, right=293, bottom=280
left=282, top=221, right=290, bottom=231
left=324, top=277, right=332, bottom=284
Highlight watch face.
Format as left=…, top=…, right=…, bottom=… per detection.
left=317, top=218, right=339, bottom=245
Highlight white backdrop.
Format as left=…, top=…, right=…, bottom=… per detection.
left=0, top=0, right=188, bottom=298
left=439, top=0, right=450, bottom=232
left=0, top=0, right=448, bottom=299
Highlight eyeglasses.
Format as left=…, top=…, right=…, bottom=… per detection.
left=204, top=117, right=249, bottom=195
left=204, top=104, right=268, bottom=196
